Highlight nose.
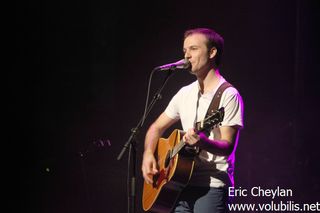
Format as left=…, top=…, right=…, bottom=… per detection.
left=184, top=50, right=191, bottom=59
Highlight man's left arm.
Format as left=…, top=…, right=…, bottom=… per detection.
left=183, top=125, right=240, bottom=156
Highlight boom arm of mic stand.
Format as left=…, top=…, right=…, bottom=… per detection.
left=117, top=70, right=174, bottom=161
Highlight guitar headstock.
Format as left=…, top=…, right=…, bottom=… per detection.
left=197, top=107, right=225, bottom=132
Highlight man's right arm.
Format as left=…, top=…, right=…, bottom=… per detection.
left=141, top=112, right=177, bottom=184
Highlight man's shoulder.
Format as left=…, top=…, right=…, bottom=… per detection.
left=221, top=84, right=244, bottom=107
left=219, top=78, right=241, bottom=96
left=179, top=80, right=198, bottom=93
left=224, top=85, right=240, bottom=95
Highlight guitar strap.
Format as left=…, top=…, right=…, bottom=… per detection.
left=194, top=81, right=233, bottom=131
left=206, top=81, right=233, bottom=117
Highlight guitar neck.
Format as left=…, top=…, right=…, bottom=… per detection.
left=171, top=139, right=186, bottom=157
left=170, top=107, right=224, bottom=159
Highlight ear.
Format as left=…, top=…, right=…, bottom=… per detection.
left=209, top=47, right=217, bottom=59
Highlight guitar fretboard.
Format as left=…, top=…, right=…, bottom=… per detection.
left=171, top=139, right=186, bottom=158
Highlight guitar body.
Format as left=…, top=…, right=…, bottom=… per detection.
left=142, top=129, right=195, bottom=213
left=142, top=107, right=225, bottom=212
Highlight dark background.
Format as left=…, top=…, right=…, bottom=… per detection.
left=12, top=0, right=319, bottom=212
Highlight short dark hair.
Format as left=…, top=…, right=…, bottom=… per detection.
left=184, top=28, right=224, bottom=67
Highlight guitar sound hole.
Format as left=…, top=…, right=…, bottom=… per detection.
left=152, top=173, right=159, bottom=187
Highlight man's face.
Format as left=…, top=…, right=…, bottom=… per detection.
left=183, top=33, right=213, bottom=76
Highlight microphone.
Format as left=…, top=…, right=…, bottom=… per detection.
left=155, top=59, right=190, bottom=71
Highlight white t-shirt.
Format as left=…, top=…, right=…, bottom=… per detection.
left=164, top=76, right=244, bottom=188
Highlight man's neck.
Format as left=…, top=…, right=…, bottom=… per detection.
left=197, top=68, right=221, bottom=94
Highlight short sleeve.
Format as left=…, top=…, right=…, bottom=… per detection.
left=219, top=87, right=244, bottom=129
left=164, top=89, right=182, bottom=120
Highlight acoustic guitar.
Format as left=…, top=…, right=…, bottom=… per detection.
left=142, top=107, right=225, bottom=212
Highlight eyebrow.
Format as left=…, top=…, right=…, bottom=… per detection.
left=183, top=45, right=198, bottom=51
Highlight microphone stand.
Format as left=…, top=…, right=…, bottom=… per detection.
left=117, top=69, right=174, bottom=213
